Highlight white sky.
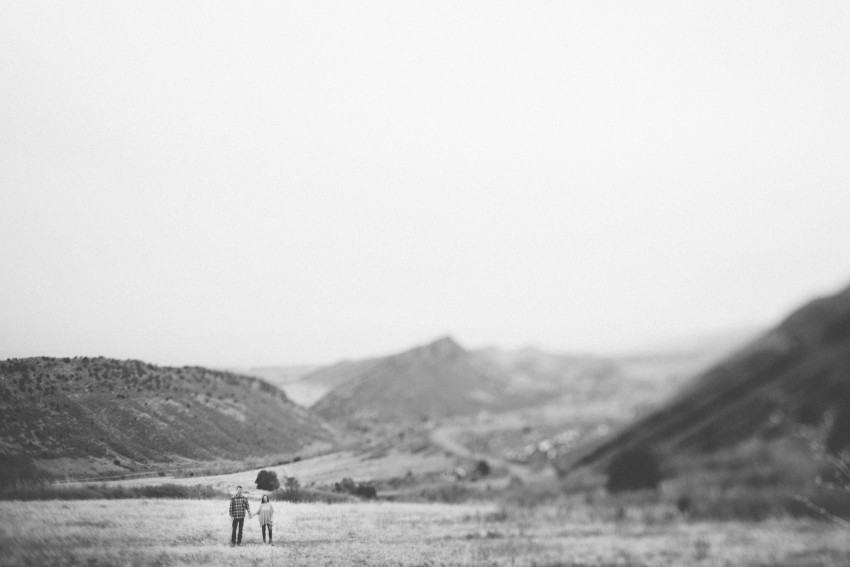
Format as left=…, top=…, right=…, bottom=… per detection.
left=2, top=1, right=849, bottom=367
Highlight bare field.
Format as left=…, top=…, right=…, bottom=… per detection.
left=2, top=499, right=848, bottom=566
left=98, top=448, right=455, bottom=492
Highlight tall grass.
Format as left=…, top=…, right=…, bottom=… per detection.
left=541, top=436, right=850, bottom=523
left=659, top=437, right=850, bottom=521
left=269, top=487, right=356, bottom=503
left=2, top=499, right=849, bottom=566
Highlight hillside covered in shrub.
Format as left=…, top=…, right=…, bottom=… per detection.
left=0, top=357, right=337, bottom=480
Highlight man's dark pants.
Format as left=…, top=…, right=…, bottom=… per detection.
left=231, top=517, right=244, bottom=544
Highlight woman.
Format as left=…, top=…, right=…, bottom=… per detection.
left=252, top=494, right=274, bottom=544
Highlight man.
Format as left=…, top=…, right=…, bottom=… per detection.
left=229, top=485, right=251, bottom=546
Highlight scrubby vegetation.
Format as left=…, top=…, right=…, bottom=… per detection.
left=333, top=477, right=377, bottom=499
left=0, top=483, right=227, bottom=501
left=552, top=436, right=850, bottom=523
left=0, top=356, right=333, bottom=479
left=0, top=454, right=51, bottom=488
left=269, top=485, right=356, bottom=504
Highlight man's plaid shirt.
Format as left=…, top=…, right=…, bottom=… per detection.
left=229, top=496, right=250, bottom=519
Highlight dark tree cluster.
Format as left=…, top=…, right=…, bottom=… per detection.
left=605, top=446, right=662, bottom=493
left=255, top=469, right=280, bottom=491
left=334, top=477, right=377, bottom=499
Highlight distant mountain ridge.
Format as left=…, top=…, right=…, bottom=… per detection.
left=286, top=358, right=381, bottom=407
left=569, top=282, right=850, bottom=469
left=0, top=357, right=336, bottom=478
left=303, top=334, right=735, bottom=431
left=312, top=336, right=536, bottom=426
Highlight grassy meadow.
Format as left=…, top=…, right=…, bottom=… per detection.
left=1, top=498, right=849, bottom=566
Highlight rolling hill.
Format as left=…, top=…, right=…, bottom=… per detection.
left=312, top=336, right=537, bottom=427
left=282, top=358, right=381, bottom=407
left=568, top=282, right=850, bottom=470
left=0, top=357, right=337, bottom=479
left=472, top=346, right=727, bottom=413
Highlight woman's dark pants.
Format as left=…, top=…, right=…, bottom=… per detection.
left=262, top=524, right=273, bottom=542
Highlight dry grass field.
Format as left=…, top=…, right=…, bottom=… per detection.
left=2, top=499, right=849, bottom=566
left=97, top=448, right=456, bottom=493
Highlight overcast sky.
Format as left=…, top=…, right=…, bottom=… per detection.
left=2, top=2, right=849, bottom=367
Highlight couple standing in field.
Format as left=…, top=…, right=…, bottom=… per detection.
left=229, top=485, right=274, bottom=546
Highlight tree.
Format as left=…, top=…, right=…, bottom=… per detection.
left=474, top=459, right=491, bottom=478
left=283, top=476, right=300, bottom=499
left=255, top=469, right=280, bottom=491
left=605, top=446, right=662, bottom=493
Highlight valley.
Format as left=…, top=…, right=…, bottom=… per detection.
left=3, top=283, right=850, bottom=566
left=3, top=284, right=850, bottom=566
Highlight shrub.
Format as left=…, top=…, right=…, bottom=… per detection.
left=474, top=459, right=491, bottom=478
left=283, top=476, right=300, bottom=498
left=826, top=405, right=850, bottom=453
left=355, top=485, right=377, bottom=499
left=676, top=495, right=693, bottom=514
left=418, top=483, right=471, bottom=503
left=0, top=455, right=50, bottom=488
left=255, top=469, right=280, bottom=491
left=270, top=486, right=352, bottom=503
left=333, top=477, right=377, bottom=499
left=605, top=446, right=662, bottom=493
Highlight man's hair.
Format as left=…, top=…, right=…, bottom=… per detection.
left=237, top=485, right=242, bottom=489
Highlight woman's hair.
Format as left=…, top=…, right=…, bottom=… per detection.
left=261, top=495, right=269, bottom=503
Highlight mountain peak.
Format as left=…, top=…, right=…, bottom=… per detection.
left=311, top=333, right=523, bottom=423
left=421, top=335, right=465, bottom=358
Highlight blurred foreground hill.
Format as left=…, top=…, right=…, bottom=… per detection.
left=568, top=282, right=850, bottom=471
left=0, top=357, right=336, bottom=479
